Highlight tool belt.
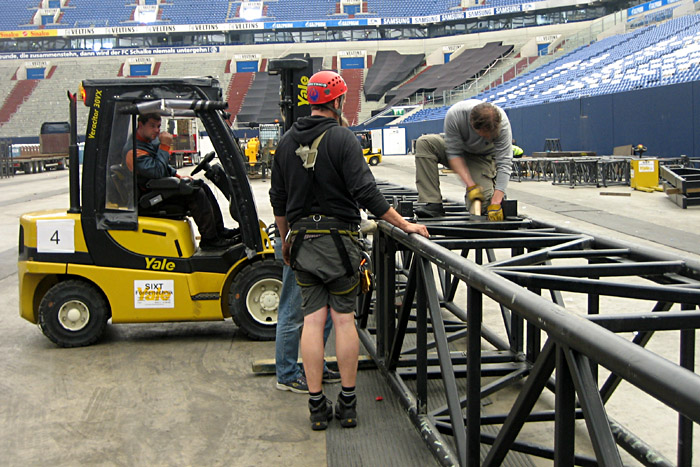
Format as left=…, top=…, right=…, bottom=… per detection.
left=289, top=215, right=360, bottom=277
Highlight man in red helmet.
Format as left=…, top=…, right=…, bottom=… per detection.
left=270, top=70, right=429, bottom=430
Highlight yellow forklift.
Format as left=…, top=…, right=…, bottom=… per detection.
left=354, top=130, right=381, bottom=166
left=243, top=123, right=281, bottom=179
left=18, top=77, right=283, bottom=347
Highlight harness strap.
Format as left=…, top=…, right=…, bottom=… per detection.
left=288, top=227, right=306, bottom=267
left=292, top=215, right=358, bottom=232
left=290, top=229, right=358, bottom=236
left=330, top=228, right=355, bottom=277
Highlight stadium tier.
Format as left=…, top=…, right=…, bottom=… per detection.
left=481, top=14, right=700, bottom=109
left=0, top=0, right=553, bottom=29
left=403, top=13, right=700, bottom=123
left=1, top=0, right=699, bottom=159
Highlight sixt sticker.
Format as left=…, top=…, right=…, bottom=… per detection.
left=134, top=280, right=174, bottom=308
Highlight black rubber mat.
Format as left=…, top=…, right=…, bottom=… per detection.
left=326, top=368, right=536, bottom=466
left=325, top=367, right=440, bottom=467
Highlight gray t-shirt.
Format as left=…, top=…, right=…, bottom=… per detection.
left=444, top=99, right=513, bottom=192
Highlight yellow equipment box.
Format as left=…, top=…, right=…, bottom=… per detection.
left=630, top=158, right=658, bottom=189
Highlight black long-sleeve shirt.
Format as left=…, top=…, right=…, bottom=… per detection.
left=270, top=115, right=390, bottom=226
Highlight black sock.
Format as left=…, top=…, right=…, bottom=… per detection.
left=340, top=386, right=356, bottom=403
left=309, top=391, right=325, bottom=408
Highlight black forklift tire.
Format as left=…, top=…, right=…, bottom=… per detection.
left=228, top=259, right=283, bottom=341
left=369, top=156, right=380, bottom=166
left=38, top=280, right=109, bottom=348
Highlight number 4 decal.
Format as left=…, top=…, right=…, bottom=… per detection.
left=37, top=219, right=75, bottom=253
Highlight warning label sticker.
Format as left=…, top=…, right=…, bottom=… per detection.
left=638, top=160, right=655, bottom=173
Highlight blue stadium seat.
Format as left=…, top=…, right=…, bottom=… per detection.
left=470, top=15, right=700, bottom=111
left=0, top=0, right=41, bottom=29
left=401, top=14, right=700, bottom=123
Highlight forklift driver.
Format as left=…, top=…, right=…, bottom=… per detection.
left=125, top=113, right=238, bottom=250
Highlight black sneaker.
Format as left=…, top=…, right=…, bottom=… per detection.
left=199, top=237, right=235, bottom=250
left=276, top=376, right=308, bottom=394
left=415, top=203, right=445, bottom=218
left=322, top=369, right=341, bottom=384
left=309, top=396, right=333, bottom=431
left=335, top=395, right=358, bottom=428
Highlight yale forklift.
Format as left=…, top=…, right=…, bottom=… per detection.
left=354, top=130, right=381, bottom=166
left=18, top=77, right=283, bottom=347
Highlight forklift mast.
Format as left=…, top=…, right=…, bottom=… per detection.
left=268, top=56, right=315, bottom=132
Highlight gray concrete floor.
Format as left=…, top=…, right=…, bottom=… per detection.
left=1, top=169, right=327, bottom=467
left=1, top=155, right=699, bottom=466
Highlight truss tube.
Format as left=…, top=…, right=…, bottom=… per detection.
left=533, top=219, right=700, bottom=274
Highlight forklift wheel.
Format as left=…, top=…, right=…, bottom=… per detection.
left=228, top=259, right=283, bottom=340
left=38, top=280, right=109, bottom=347
left=369, top=156, right=380, bottom=166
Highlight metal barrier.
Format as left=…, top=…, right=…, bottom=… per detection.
left=359, top=191, right=700, bottom=466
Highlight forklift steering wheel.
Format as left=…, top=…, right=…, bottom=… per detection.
left=191, top=151, right=216, bottom=176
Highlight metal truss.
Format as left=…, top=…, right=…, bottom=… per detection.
left=511, top=158, right=555, bottom=182
left=661, top=165, right=700, bottom=209
left=511, top=157, right=630, bottom=187
left=358, top=185, right=700, bottom=466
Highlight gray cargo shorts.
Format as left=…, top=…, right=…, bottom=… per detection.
left=291, top=234, right=362, bottom=315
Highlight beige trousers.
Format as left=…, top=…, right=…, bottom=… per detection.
left=414, top=134, right=496, bottom=212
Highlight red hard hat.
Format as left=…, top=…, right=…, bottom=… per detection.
left=307, top=70, right=347, bottom=105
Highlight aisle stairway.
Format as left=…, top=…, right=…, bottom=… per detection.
left=0, top=79, right=39, bottom=127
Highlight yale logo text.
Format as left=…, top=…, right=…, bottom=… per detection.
left=145, top=257, right=175, bottom=271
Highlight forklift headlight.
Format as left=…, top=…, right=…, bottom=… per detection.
left=78, top=83, right=87, bottom=106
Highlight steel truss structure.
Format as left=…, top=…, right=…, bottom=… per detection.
left=511, top=156, right=629, bottom=187
left=661, top=165, right=700, bottom=209
left=358, top=184, right=700, bottom=466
